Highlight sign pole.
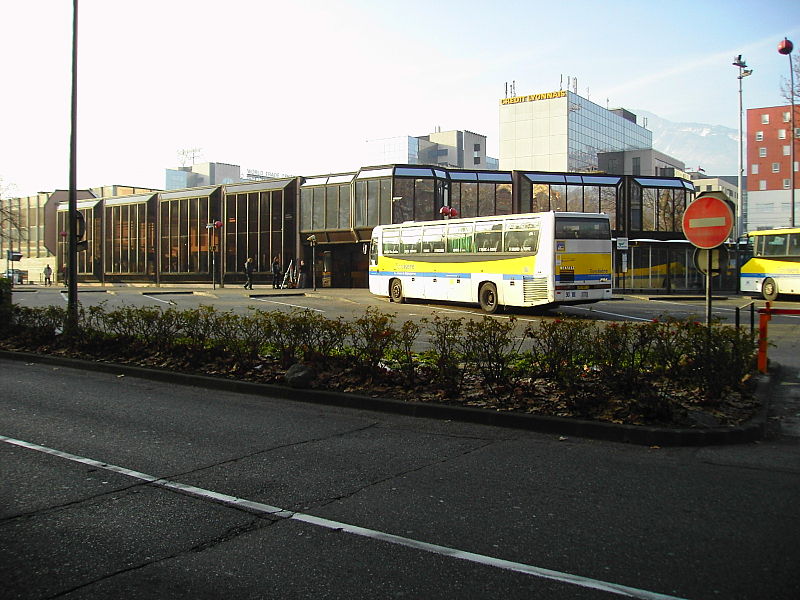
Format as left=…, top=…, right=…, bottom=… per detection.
left=705, top=249, right=712, bottom=326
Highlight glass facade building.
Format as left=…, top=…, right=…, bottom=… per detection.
left=43, top=164, right=707, bottom=292
left=499, top=91, right=653, bottom=173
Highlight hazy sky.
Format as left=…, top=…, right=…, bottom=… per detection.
left=2, top=0, right=799, bottom=197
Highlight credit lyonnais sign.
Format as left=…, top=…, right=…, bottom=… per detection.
left=500, top=90, right=567, bottom=105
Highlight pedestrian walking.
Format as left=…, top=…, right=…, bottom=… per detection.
left=243, top=257, right=255, bottom=290
left=271, top=256, right=281, bottom=289
left=43, top=264, right=53, bottom=286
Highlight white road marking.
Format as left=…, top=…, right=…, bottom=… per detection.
left=255, top=299, right=324, bottom=312
left=563, top=306, right=651, bottom=321
left=648, top=299, right=800, bottom=320
left=142, top=294, right=173, bottom=305
left=0, top=434, right=687, bottom=600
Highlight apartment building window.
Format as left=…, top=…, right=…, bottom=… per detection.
left=752, top=164, right=759, bottom=174
left=759, top=147, right=767, bottom=157
left=784, top=111, right=791, bottom=122
left=759, top=180, right=767, bottom=190
left=755, top=131, right=764, bottom=141
left=785, top=145, right=791, bottom=156
left=473, top=143, right=481, bottom=151
left=779, top=129, right=787, bottom=139
left=784, top=179, right=792, bottom=189
left=772, top=162, right=781, bottom=172
left=761, top=114, right=770, bottom=124
left=473, top=157, right=481, bottom=165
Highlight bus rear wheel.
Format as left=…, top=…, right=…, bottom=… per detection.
left=389, top=278, right=405, bottom=303
left=762, top=278, right=779, bottom=301
left=479, top=282, right=502, bottom=314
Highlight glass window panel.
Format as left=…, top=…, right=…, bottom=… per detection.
left=446, top=223, right=474, bottom=253
left=414, top=178, right=434, bottom=222
left=339, top=185, right=350, bottom=228
left=382, top=229, right=401, bottom=254
left=400, top=226, right=422, bottom=253
left=551, top=185, right=567, bottom=212
left=532, top=184, right=549, bottom=213
left=503, top=218, right=540, bottom=252
left=642, top=188, right=657, bottom=231
left=461, top=182, right=478, bottom=218
left=326, top=185, right=338, bottom=229
left=380, top=179, right=391, bottom=225
left=600, top=187, right=617, bottom=229
left=313, top=187, right=325, bottom=230
left=367, top=179, right=379, bottom=227
left=355, top=180, right=367, bottom=227
left=657, top=189, right=673, bottom=231
left=392, top=179, right=414, bottom=223
left=478, top=183, right=495, bottom=216
left=450, top=182, right=462, bottom=215
left=300, top=188, right=312, bottom=231
left=421, top=225, right=445, bottom=253
left=475, top=221, right=503, bottom=252
left=584, top=186, right=600, bottom=213
left=567, top=185, right=583, bottom=212
left=496, top=183, right=512, bottom=215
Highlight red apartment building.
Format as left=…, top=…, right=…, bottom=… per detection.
left=746, top=104, right=799, bottom=230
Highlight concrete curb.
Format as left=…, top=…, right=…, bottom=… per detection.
left=0, top=349, right=769, bottom=447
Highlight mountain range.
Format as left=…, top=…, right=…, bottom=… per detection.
left=632, top=110, right=739, bottom=177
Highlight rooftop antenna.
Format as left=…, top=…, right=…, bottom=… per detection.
left=511, top=80, right=516, bottom=96
left=606, top=97, right=610, bottom=109
left=505, top=82, right=508, bottom=98
left=573, top=77, right=578, bottom=94
left=177, top=148, right=202, bottom=167
left=560, top=74, right=563, bottom=90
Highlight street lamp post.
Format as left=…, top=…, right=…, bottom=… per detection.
left=778, top=38, right=796, bottom=227
left=733, top=55, right=752, bottom=240
left=307, top=235, right=317, bottom=291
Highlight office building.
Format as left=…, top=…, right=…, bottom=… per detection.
left=745, top=105, right=799, bottom=230
left=499, top=90, right=686, bottom=176
left=365, top=130, right=497, bottom=170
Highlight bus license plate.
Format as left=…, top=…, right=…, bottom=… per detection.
left=577, top=285, right=589, bottom=290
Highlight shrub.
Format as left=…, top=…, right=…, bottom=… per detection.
left=425, top=315, right=465, bottom=396
left=462, top=316, right=522, bottom=390
left=524, top=319, right=593, bottom=388
left=349, top=307, right=396, bottom=370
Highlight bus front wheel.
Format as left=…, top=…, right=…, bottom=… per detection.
left=479, top=282, right=502, bottom=314
left=762, top=278, right=779, bottom=301
left=390, top=278, right=405, bottom=303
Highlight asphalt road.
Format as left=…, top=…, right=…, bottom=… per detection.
left=2, top=359, right=800, bottom=600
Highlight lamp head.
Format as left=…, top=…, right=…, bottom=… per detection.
left=732, top=55, right=747, bottom=68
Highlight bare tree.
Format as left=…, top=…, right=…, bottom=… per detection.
left=0, top=178, right=23, bottom=246
left=779, top=54, right=800, bottom=104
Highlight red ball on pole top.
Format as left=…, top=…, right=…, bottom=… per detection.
left=449, top=208, right=459, bottom=218
left=214, top=220, right=223, bottom=229
left=440, top=206, right=451, bottom=217
left=778, top=38, right=794, bottom=55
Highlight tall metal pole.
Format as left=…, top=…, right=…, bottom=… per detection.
left=67, top=0, right=79, bottom=331
left=732, top=55, right=752, bottom=239
left=779, top=39, right=796, bottom=226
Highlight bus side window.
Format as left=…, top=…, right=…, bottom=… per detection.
left=789, top=234, right=800, bottom=257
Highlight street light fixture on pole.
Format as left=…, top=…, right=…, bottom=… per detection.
left=778, top=38, right=796, bottom=227
left=733, top=55, right=752, bottom=240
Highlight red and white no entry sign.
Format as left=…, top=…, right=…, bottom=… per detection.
left=682, top=193, right=734, bottom=249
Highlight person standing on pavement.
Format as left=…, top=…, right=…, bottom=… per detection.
left=271, top=256, right=281, bottom=289
left=243, top=257, right=255, bottom=290
left=43, top=264, right=53, bottom=286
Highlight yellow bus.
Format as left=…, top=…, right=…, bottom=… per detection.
left=740, top=227, right=800, bottom=300
left=368, top=211, right=612, bottom=313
